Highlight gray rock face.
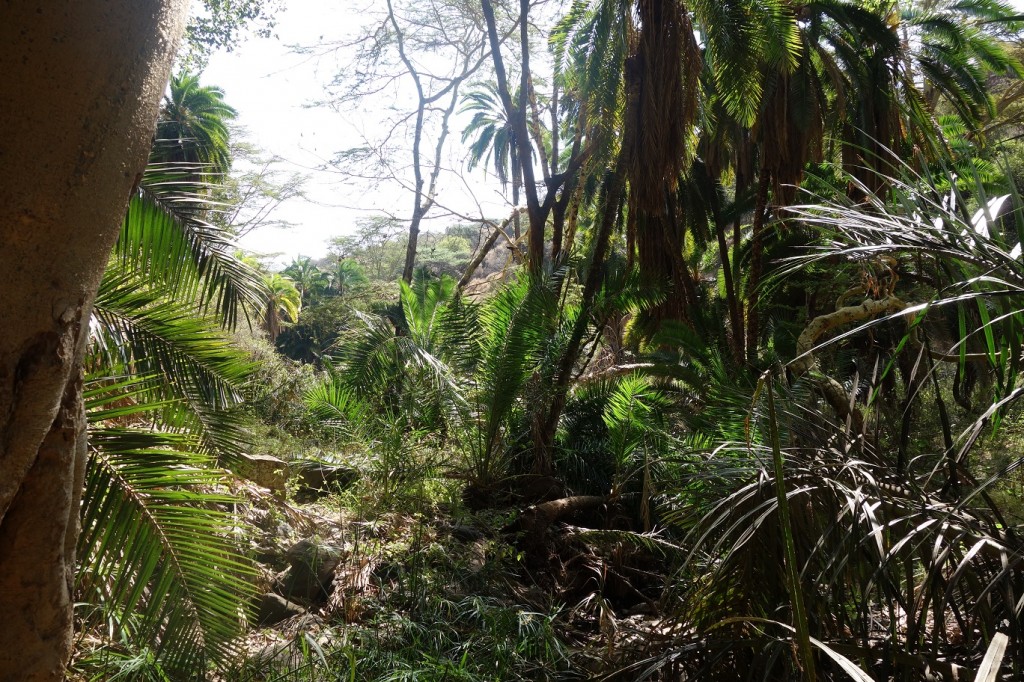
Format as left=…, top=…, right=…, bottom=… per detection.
left=272, top=540, right=343, bottom=602
left=292, top=460, right=358, bottom=500
left=235, top=453, right=290, bottom=491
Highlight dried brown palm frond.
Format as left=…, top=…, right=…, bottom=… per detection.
left=625, top=0, right=700, bottom=217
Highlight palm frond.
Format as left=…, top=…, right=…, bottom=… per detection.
left=116, top=162, right=266, bottom=327
left=77, top=376, right=255, bottom=678
left=304, top=365, right=370, bottom=436
left=91, top=272, right=255, bottom=455
left=471, top=276, right=558, bottom=479
left=652, top=389, right=1024, bottom=678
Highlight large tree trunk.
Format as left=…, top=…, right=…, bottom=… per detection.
left=0, top=3, right=186, bottom=679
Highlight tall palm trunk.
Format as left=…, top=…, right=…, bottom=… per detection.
left=708, top=178, right=745, bottom=366
left=746, top=162, right=771, bottom=365
left=512, top=154, right=522, bottom=242
left=630, top=0, right=699, bottom=322
left=0, top=3, right=186, bottom=679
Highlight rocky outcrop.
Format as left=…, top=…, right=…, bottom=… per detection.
left=234, top=453, right=290, bottom=491
left=272, top=539, right=344, bottom=603
left=292, top=460, right=358, bottom=501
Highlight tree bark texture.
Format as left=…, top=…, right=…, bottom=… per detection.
left=0, top=2, right=187, bottom=679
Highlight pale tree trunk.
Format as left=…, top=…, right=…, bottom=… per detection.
left=0, top=2, right=187, bottom=680
left=390, top=0, right=486, bottom=284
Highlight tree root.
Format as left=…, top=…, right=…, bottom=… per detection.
left=790, top=294, right=909, bottom=432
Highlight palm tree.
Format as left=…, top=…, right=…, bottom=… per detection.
left=76, top=83, right=265, bottom=678
left=330, top=258, right=368, bottom=297
left=462, top=82, right=525, bottom=241
left=154, top=71, right=237, bottom=178
left=308, top=271, right=559, bottom=487
left=283, top=256, right=329, bottom=305
left=262, top=273, right=300, bottom=343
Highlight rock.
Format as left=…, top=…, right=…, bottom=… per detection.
left=273, top=539, right=343, bottom=602
left=446, top=523, right=484, bottom=542
left=292, top=459, right=358, bottom=500
left=234, top=453, right=289, bottom=491
left=256, top=592, right=305, bottom=626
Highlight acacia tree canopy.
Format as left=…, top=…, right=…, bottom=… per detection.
left=183, top=0, right=284, bottom=67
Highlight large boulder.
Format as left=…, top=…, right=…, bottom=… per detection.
left=234, top=453, right=290, bottom=491
left=292, top=459, right=358, bottom=501
left=272, top=539, right=343, bottom=603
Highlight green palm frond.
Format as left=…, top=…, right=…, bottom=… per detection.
left=903, top=0, right=1024, bottom=126
left=91, top=272, right=255, bottom=455
left=77, top=376, right=254, bottom=678
left=304, top=365, right=370, bottom=434
left=283, top=256, right=330, bottom=303
left=117, top=162, right=266, bottom=327
left=460, top=82, right=522, bottom=189
left=603, top=374, right=668, bottom=475
left=784, top=166, right=1024, bottom=402
left=400, top=272, right=456, bottom=343
left=551, top=0, right=629, bottom=140
left=691, top=0, right=793, bottom=127
left=470, top=276, right=558, bottom=479
left=436, top=295, right=485, bottom=378
left=330, top=258, right=367, bottom=296
left=339, top=310, right=458, bottom=403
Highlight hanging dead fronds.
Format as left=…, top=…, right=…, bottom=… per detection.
left=625, top=0, right=700, bottom=216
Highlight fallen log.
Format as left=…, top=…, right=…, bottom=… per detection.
left=504, top=495, right=609, bottom=537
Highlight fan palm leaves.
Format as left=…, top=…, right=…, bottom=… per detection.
left=651, top=404, right=1024, bottom=678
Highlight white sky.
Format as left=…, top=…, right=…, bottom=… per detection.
left=203, top=1, right=508, bottom=265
